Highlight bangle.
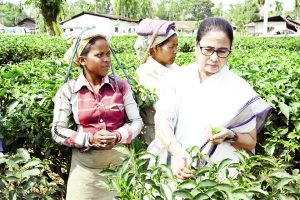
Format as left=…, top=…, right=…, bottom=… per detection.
left=113, top=131, right=122, bottom=143
left=89, top=133, right=95, bottom=145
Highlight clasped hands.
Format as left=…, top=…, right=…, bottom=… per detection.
left=90, top=130, right=118, bottom=150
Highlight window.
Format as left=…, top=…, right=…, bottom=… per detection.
left=267, top=27, right=274, bottom=32
left=115, top=27, right=119, bottom=33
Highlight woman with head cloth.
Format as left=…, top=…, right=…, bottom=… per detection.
left=135, top=19, right=179, bottom=145
left=51, top=29, right=143, bottom=199
left=149, top=17, right=271, bottom=179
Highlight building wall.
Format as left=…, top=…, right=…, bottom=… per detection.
left=62, top=14, right=110, bottom=35
left=62, top=14, right=137, bottom=37
left=246, top=27, right=255, bottom=33
left=109, top=20, right=137, bottom=35
left=255, top=21, right=287, bottom=33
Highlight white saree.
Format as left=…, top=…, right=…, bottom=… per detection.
left=148, top=62, right=271, bottom=170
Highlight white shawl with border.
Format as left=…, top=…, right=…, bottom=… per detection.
left=149, top=62, right=271, bottom=168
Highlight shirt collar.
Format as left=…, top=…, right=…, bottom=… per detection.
left=73, top=72, right=112, bottom=93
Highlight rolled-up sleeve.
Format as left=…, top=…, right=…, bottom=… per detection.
left=51, top=83, right=91, bottom=149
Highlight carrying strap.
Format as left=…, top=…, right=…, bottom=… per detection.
left=141, top=21, right=167, bottom=64
left=64, top=28, right=93, bottom=84
left=64, top=28, right=131, bottom=87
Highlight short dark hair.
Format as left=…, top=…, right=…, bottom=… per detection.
left=80, top=36, right=107, bottom=56
left=196, top=17, right=234, bottom=48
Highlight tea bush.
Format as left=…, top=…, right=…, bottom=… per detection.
left=0, top=148, right=62, bottom=199
left=0, top=35, right=68, bottom=65
left=100, top=145, right=300, bottom=199
left=0, top=35, right=299, bottom=197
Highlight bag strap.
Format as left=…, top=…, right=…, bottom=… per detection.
left=141, top=21, right=167, bottom=64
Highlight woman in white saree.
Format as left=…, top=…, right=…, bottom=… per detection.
left=148, top=17, right=271, bottom=180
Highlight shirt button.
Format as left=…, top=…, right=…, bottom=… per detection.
left=99, top=118, right=104, bottom=123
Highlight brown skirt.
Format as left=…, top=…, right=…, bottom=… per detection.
left=66, top=148, right=123, bottom=200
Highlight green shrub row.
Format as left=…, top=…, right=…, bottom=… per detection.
left=0, top=35, right=68, bottom=65
left=1, top=35, right=299, bottom=66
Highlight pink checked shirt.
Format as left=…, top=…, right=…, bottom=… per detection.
left=52, top=73, right=143, bottom=150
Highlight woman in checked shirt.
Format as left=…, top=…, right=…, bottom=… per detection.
left=51, top=30, right=143, bottom=200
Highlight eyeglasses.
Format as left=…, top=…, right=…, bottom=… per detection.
left=199, top=46, right=231, bottom=58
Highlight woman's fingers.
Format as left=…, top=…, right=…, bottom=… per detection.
left=97, top=137, right=116, bottom=143
left=172, top=155, right=194, bottom=180
left=94, top=132, right=117, bottom=144
left=210, top=128, right=231, bottom=143
left=175, top=172, right=185, bottom=180
left=174, top=167, right=193, bottom=180
left=93, top=143, right=115, bottom=150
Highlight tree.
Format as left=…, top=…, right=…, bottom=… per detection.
left=225, top=4, right=247, bottom=29
left=185, top=0, right=214, bottom=20
left=0, top=3, right=26, bottom=26
left=154, top=1, right=170, bottom=20
left=212, top=2, right=224, bottom=17
left=59, top=0, right=111, bottom=21
left=23, top=0, right=64, bottom=35
left=154, top=0, right=183, bottom=20
left=94, top=0, right=111, bottom=14
left=295, top=0, right=300, bottom=20
left=113, top=0, right=153, bottom=19
left=284, top=0, right=300, bottom=20
left=225, top=0, right=260, bottom=30
left=274, top=0, right=283, bottom=15
left=175, top=0, right=214, bottom=21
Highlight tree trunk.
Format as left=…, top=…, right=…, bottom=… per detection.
left=44, top=15, right=56, bottom=35
left=263, top=0, right=269, bottom=35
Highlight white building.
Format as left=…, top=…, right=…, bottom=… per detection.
left=245, top=15, right=300, bottom=36
left=60, top=12, right=139, bottom=37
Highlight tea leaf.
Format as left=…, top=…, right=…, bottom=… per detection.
left=178, top=180, right=197, bottom=190
left=113, top=144, right=131, bottom=156
left=275, top=178, right=293, bottom=189
left=160, top=183, right=173, bottom=200
left=173, top=190, right=193, bottom=199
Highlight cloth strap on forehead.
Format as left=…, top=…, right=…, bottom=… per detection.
left=136, top=18, right=176, bottom=64
left=141, top=21, right=168, bottom=64
left=64, top=29, right=108, bottom=71
left=63, top=28, right=131, bottom=88
left=136, top=18, right=176, bottom=36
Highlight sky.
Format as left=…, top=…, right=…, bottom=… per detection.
left=1, top=0, right=296, bottom=12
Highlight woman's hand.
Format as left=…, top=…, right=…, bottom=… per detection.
left=92, top=130, right=117, bottom=150
left=209, top=127, right=234, bottom=144
left=172, top=153, right=193, bottom=180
